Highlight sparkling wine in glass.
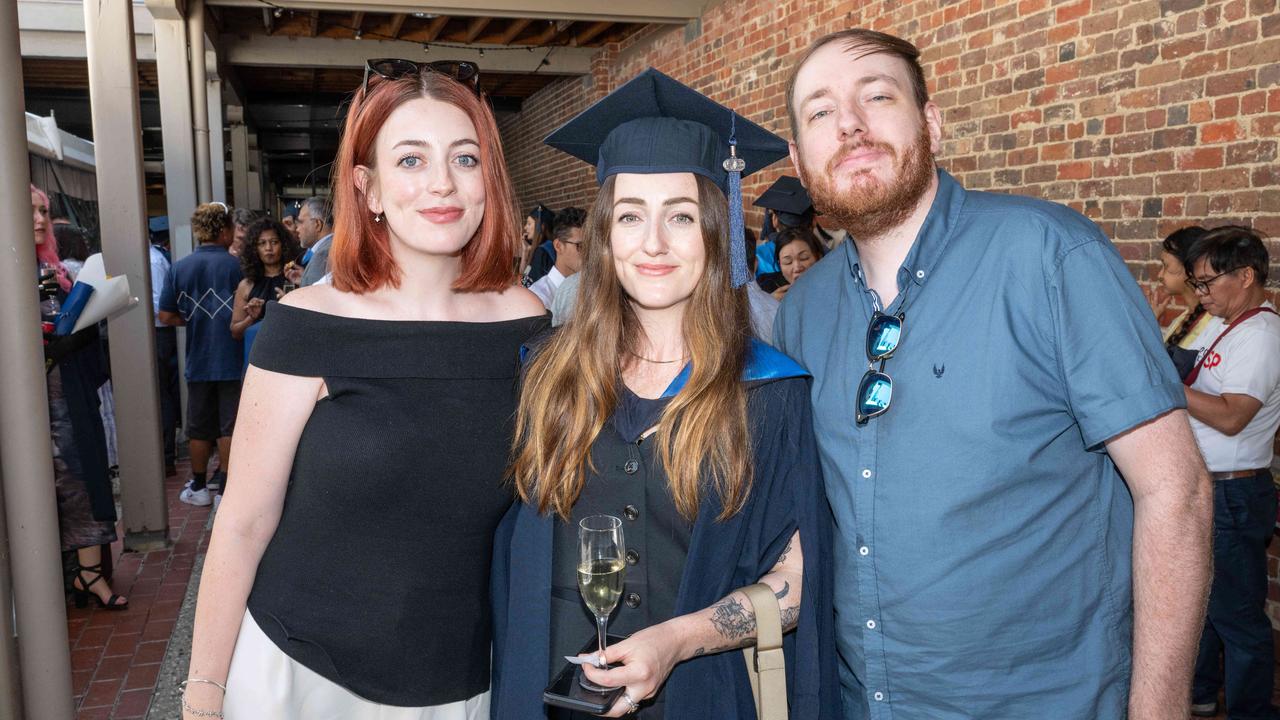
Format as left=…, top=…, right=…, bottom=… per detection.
left=577, top=514, right=625, bottom=691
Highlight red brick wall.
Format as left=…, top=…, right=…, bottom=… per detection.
left=497, top=0, right=1280, bottom=297
left=498, top=0, right=1280, bottom=624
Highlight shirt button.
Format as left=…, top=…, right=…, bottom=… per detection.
left=859, top=546, right=869, bottom=556
left=624, top=592, right=641, bottom=609
left=626, top=549, right=640, bottom=565
left=623, top=459, right=639, bottom=474
left=873, top=691, right=885, bottom=702
left=623, top=505, right=639, bottom=521
left=861, top=469, right=872, bottom=479
left=866, top=619, right=877, bottom=629
left=915, top=270, right=925, bottom=280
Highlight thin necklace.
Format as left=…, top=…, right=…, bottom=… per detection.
left=627, top=350, right=687, bottom=364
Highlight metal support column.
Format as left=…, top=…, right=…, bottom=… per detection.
left=0, top=464, right=24, bottom=719
left=229, top=111, right=249, bottom=207
left=149, top=12, right=198, bottom=260
left=188, top=0, right=212, bottom=203
left=208, top=71, right=227, bottom=203
left=85, top=0, right=170, bottom=551
left=0, top=1, right=74, bottom=716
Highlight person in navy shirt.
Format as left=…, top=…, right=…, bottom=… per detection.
left=775, top=29, right=1213, bottom=719
left=159, top=202, right=244, bottom=506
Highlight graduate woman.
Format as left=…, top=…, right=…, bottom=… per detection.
left=492, top=69, right=837, bottom=719
left=181, top=60, right=546, bottom=720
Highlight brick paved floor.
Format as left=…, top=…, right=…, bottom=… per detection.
left=67, top=460, right=212, bottom=720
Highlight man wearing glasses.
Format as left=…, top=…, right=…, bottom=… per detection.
left=773, top=29, right=1213, bottom=720
left=1181, top=227, right=1280, bottom=720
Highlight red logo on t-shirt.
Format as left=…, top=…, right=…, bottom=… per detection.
left=1202, top=351, right=1222, bottom=369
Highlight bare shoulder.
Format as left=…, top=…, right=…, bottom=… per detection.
left=278, top=283, right=342, bottom=313
left=476, top=285, right=548, bottom=322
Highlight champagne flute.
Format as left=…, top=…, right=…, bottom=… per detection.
left=577, top=514, right=625, bottom=690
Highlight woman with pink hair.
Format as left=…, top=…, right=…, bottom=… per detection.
left=32, top=185, right=128, bottom=611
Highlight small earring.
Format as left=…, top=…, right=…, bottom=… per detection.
left=374, top=212, right=384, bottom=223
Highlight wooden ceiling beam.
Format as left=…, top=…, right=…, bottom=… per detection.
left=423, top=14, right=449, bottom=41
left=306, top=10, right=319, bottom=37
left=496, top=17, right=531, bottom=44
left=386, top=13, right=407, bottom=39
left=462, top=17, right=490, bottom=43
left=572, top=20, right=610, bottom=46
left=529, top=20, right=559, bottom=45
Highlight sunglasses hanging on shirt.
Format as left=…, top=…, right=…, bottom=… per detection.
left=856, top=310, right=904, bottom=424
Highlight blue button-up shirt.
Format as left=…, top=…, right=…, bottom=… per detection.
left=774, top=170, right=1184, bottom=720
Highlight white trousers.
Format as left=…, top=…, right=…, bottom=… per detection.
left=224, top=611, right=490, bottom=720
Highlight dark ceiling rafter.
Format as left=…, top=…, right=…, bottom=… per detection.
left=462, top=17, right=490, bottom=43
left=385, top=12, right=407, bottom=39
left=572, top=21, right=611, bottom=46
left=497, top=18, right=531, bottom=44
left=306, top=10, right=319, bottom=36
left=423, top=14, right=450, bottom=42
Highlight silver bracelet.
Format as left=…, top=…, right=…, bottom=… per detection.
left=180, top=679, right=227, bottom=718
left=180, top=695, right=224, bottom=718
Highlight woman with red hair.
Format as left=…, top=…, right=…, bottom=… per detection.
left=183, top=62, right=546, bottom=720
left=32, top=185, right=128, bottom=611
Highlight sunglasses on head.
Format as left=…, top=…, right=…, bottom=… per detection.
left=856, top=310, right=904, bottom=424
left=361, top=59, right=481, bottom=96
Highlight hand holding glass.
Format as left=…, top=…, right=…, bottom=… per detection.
left=577, top=515, right=625, bottom=691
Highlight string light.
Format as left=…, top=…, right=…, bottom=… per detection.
left=250, top=0, right=599, bottom=53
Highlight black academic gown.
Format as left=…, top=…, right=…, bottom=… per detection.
left=492, top=339, right=839, bottom=719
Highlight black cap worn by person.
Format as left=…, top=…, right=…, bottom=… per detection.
left=754, top=175, right=815, bottom=228
left=543, top=67, right=787, bottom=287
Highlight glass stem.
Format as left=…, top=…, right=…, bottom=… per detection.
left=596, top=615, right=608, bottom=657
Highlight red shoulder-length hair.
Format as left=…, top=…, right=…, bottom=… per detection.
left=329, top=71, right=518, bottom=293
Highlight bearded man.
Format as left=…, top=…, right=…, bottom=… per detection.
left=773, top=29, right=1213, bottom=720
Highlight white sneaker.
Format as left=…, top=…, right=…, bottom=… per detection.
left=179, top=487, right=212, bottom=506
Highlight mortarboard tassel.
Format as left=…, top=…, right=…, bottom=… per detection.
left=724, top=116, right=749, bottom=288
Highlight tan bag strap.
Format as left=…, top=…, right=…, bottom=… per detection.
left=740, top=582, right=787, bottom=720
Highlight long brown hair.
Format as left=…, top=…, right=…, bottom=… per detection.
left=511, top=174, right=752, bottom=522
left=329, top=70, right=517, bottom=293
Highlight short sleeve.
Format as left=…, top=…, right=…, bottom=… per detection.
left=1216, top=325, right=1280, bottom=402
left=158, top=264, right=177, bottom=313
left=1048, top=238, right=1186, bottom=449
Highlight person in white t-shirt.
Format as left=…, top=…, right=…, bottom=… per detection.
left=528, top=207, right=585, bottom=310
left=1183, top=225, right=1280, bottom=720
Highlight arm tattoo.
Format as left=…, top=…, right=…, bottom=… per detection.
left=710, top=596, right=756, bottom=641
left=709, top=583, right=794, bottom=643
left=781, top=605, right=800, bottom=629
left=775, top=537, right=794, bottom=566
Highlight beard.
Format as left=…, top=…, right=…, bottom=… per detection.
left=804, top=125, right=935, bottom=242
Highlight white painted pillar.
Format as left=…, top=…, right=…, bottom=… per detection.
left=187, top=0, right=212, bottom=203
left=230, top=113, right=249, bottom=208
left=0, top=1, right=74, bottom=715
left=150, top=16, right=197, bottom=260
left=208, top=72, right=227, bottom=203
left=85, top=0, right=170, bottom=550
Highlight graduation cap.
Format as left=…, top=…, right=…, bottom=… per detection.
left=754, top=176, right=815, bottom=229
left=544, top=67, right=787, bottom=287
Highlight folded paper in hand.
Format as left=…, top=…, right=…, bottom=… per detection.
left=70, top=254, right=137, bottom=333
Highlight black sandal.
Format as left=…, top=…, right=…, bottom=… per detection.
left=72, top=563, right=128, bottom=611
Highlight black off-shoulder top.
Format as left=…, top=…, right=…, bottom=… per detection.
left=244, top=303, right=548, bottom=706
